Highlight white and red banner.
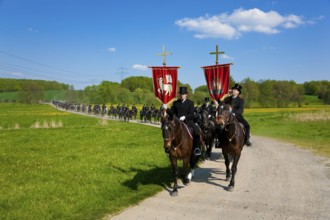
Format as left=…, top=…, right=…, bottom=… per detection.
left=202, top=64, right=230, bottom=100
left=151, top=66, right=179, bottom=104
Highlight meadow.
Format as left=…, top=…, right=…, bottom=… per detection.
left=0, top=103, right=329, bottom=219
left=245, top=107, right=330, bottom=157
left=0, top=103, right=170, bottom=219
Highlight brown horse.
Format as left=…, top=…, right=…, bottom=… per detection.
left=200, top=109, right=216, bottom=160
left=160, top=110, right=199, bottom=196
left=216, top=104, right=245, bottom=191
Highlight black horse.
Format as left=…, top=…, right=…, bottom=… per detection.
left=151, top=109, right=161, bottom=124
left=216, top=104, right=245, bottom=191
left=200, top=110, right=216, bottom=160
left=160, top=110, right=199, bottom=196
left=124, top=110, right=133, bottom=122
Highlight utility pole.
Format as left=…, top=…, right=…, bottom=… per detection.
left=116, top=66, right=129, bottom=82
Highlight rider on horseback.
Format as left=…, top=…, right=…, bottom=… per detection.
left=221, top=83, right=252, bottom=146
left=201, top=97, right=217, bottom=121
left=163, top=86, right=202, bottom=156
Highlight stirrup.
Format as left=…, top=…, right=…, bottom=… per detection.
left=194, top=148, right=201, bottom=156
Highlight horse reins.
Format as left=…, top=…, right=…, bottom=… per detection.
left=164, top=121, right=184, bottom=151
left=224, top=121, right=237, bottom=142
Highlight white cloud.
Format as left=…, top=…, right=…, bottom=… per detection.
left=221, top=54, right=234, bottom=60
left=176, top=15, right=237, bottom=39
left=107, top=47, right=116, bottom=52
left=307, top=15, right=324, bottom=25
left=175, top=8, right=305, bottom=39
left=27, top=27, right=38, bottom=32
left=132, top=64, right=148, bottom=71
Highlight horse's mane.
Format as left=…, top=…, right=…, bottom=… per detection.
left=170, top=114, right=181, bottom=126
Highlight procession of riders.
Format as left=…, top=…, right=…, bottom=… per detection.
left=51, top=99, right=218, bottom=125
left=52, top=85, right=252, bottom=151
left=52, top=97, right=228, bottom=126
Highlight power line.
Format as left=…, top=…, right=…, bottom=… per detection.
left=116, top=66, right=129, bottom=82
left=0, top=49, right=85, bottom=76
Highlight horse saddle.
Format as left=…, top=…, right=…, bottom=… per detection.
left=238, top=122, right=246, bottom=136
left=182, top=122, right=194, bottom=139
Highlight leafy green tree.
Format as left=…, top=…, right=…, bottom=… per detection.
left=195, top=85, right=208, bottom=93
left=116, top=87, right=132, bottom=104
left=18, top=81, right=44, bottom=104
left=289, top=81, right=305, bottom=107
left=133, top=88, right=147, bottom=104
left=259, top=80, right=276, bottom=107
left=193, top=90, right=209, bottom=105
left=241, top=78, right=259, bottom=108
left=121, top=76, right=153, bottom=92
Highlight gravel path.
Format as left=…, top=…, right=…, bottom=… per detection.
left=106, top=136, right=330, bottom=220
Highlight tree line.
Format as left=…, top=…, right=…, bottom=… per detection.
left=0, top=77, right=329, bottom=106
left=70, top=76, right=330, bottom=107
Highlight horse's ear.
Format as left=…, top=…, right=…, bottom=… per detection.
left=160, top=108, right=166, bottom=118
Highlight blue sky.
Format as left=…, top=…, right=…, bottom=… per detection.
left=0, top=0, right=329, bottom=90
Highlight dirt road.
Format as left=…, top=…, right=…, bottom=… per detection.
left=107, top=136, right=330, bottom=220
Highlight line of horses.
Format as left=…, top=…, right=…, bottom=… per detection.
left=51, top=100, right=163, bottom=124
left=160, top=104, right=246, bottom=196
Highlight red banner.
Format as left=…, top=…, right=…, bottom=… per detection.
left=151, top=66, right=179, bottom=104
left=202, top=64, right=230, bottom=100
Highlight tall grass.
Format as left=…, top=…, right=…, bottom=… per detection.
left=0, top=103, right=170, bottom=219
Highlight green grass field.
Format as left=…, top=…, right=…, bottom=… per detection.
left=0, top=103, right=329, bottom=219
left=0, top=103, right=170, bottom=219
left=245, top=107, right=330, bottom=157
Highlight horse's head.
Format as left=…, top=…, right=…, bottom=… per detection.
left=216, top=104, right=233, bottom=129
left=161, top=113, right=181, bottom=154
left=161, top=115, right=174, bottom=153
left=201, top=110, right=211, bottom=129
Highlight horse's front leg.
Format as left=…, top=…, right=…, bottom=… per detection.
left=228, top=154, right=241, bottom=192
left=181, top=157, right=191, bottom=185
left=170, top=158, right=179, bottom=196
left=208, top=138, right=214, bottom=159
left=223, top=152, right=231, bottom=181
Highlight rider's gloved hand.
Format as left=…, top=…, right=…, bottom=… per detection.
left=179, top=116, right=185, bottom=121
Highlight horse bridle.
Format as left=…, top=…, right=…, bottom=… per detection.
left=163, top=119, right=184, bottom=150
left=217, top=106, right=237, bottom=142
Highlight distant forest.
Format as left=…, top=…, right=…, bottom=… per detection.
left=0, top=77, right=329, bottom=107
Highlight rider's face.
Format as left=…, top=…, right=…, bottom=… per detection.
left=181, top=94, right=187, bottom=100
left=232, top=89, right=240, bottom=97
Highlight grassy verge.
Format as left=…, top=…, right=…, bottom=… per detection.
left=0, top=103, right=170, bottom=219
left=245, top=107, right=330, bottom=157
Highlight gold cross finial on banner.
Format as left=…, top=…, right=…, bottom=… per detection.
left=157, top=46, right=172, bottom=66
left=210, top=44, right=225, bottom=64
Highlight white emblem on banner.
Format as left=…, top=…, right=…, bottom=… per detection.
left=157, top=75, right=172, bottom=96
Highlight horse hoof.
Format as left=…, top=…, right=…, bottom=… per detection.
left=225, top=177, right=230, bottom=181
left=170, top=190, right=178, bottom=197
left=227, top=186, right=234, bottom=192
left=183, top=181, right=190, bottom=186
